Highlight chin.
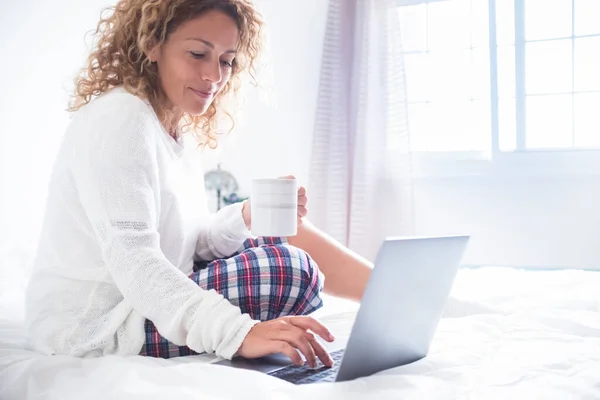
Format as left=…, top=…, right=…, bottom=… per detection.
left=183, top=101, right=211, bottom=117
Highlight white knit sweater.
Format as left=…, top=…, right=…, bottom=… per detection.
left=25, top=87, right=259, bottom=359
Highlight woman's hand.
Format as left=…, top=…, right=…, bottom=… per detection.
left=296, top=183, right=308, bottom=223
left=241, top=176, right=308, bottom=230
left=236, top=316, right=335, bottom=368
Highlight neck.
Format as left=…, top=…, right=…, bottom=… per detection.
left=151, top=92, right=183, bottom=139
left=164, top=112, right=183, bottom=140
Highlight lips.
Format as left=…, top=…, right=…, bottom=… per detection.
left=190, top=88, right=214, bottom=99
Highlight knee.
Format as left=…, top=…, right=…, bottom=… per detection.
left=270, top=244, right=324, bottom=294
left=227, top=243, right=324, bottom=319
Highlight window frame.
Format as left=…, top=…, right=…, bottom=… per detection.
left=398, top=0, right=600, bottom=179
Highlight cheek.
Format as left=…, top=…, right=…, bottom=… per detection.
left=159, top=56, right=188, bottom=88
left=178, top=58, right=197, bottom=83
left=217, top=71, right=233, bottom=92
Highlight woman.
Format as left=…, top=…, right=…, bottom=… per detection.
left=25, top=0, right=372, bottom=369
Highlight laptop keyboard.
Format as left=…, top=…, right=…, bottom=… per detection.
left=268, top=349, right=345, bottom=384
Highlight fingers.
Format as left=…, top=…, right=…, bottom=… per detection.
left=238, top=318, right=334, bottom=369
left=298, top=186, right=307, bottom=206
left=297, top=206, right=308, bottom=218
left=275, top=330, right=318, bottom=368
left=274, top=341, right=303, bottom=366
left=298, top=194, right=308, bottom=207
left=308, top=335, right=334, bottom=367
left=285, top=316, right=335, bottom=343
left=298, top=186, right=308, bottom=220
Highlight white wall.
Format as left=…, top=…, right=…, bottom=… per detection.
left=1, top=0, right=108, bottom=244
left=415, top=175, right=600, bottom=269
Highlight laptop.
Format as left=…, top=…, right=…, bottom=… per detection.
left=216, top=235, right=470, bottom=384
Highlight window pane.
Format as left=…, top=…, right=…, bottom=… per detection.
left=575, top=0, right=600, bottom=36
left=403, top=54, right=430, bottom=102
left=497, top=45, right=515, bottom=98
left=399, top=4, right=427, bottom=52
left=526, top=94, right=573, bottom=148
left=428, top=49, right=490, bottom=101
left=424, top=100, right=468, bottom=151
left=499, top=97, right=517, bottom=151
left=495, top=0, right=515, bottom=46
left=408, top=103, right=431, bottom=152
left=428, top=0, right=471, bottom=50
left=574, top=93, right=600, bottom=147
left=470, top=48, right=491, bottom=100
left=574, top=36, right=600, bottom=92
left=427, top=100, right=489, bottom=151
left=526, top=40, right=572, bottom=94
left=429, top=49, right=471, bottom=101
left=408, top=100, right=489, bottom=152
left=467, top=99, right=492, bottom=151
left=471, top=0, right=490, bottom=48
left=525, top=0, right=572, bottom=41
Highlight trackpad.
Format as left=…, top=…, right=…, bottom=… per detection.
left=216, top=353, right=294, bottom=374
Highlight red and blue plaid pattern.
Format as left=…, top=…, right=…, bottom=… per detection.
left=140, top=237, right=324, bottom=358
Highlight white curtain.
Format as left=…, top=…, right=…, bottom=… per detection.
left=308, top=0, right=415, bottom=261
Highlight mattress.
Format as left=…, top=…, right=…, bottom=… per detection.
left=1, top=265, right=600, bottom=399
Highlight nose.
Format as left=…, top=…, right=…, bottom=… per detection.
left=201, top=60, right=222, bottom=84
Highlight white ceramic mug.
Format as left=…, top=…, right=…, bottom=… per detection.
left=250, top=177, right=298, bottom=237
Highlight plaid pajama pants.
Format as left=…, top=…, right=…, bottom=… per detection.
left=139, top=236, right=324, bottom=358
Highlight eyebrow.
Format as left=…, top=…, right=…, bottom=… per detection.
left=188, top=38, right=237, bottom=54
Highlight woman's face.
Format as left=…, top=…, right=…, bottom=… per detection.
left=150, top=10, right=239, bottom=117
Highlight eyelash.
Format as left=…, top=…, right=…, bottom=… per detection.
left=189, top=51, right=233, bottom=68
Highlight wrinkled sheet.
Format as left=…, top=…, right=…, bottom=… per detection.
left=2, top=264, right=600, bottom=399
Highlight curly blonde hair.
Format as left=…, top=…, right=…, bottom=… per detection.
left=69, top=0, right=265, bottom=148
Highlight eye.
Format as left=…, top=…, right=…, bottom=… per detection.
left=189, top=51, right=204, bottom=59
left=221, top=59, right=234, bottom=68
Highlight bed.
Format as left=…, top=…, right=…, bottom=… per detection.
left=1, top=244, right=600, bottom=399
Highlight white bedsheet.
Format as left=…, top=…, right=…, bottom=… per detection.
left=2, top=266, right=600, bottom=399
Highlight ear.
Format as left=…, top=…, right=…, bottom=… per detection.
left=147, top=48, right=158, bottom=63
left=146, top=40, right=160, bottom=63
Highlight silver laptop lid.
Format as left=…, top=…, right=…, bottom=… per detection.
left=335, top=235, right=470, bottom=382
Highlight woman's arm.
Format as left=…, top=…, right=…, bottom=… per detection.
left=70, top=98, right=257, bottom=358
left=288, top=220, right=372, bottom=302
left=195, top=201, right=251, bottom=261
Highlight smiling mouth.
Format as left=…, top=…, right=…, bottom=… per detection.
left=190, top=88, right=214, bottom=99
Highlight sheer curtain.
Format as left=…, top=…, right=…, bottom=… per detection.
left=308, top=0, right=415, bottom=261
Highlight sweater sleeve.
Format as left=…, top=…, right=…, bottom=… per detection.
left=69, top=96, right=258, bottom=359
left=195, top=201, right=253, bottom=261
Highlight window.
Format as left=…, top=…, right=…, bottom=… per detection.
left=399, top=0, right=600, bottom=153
